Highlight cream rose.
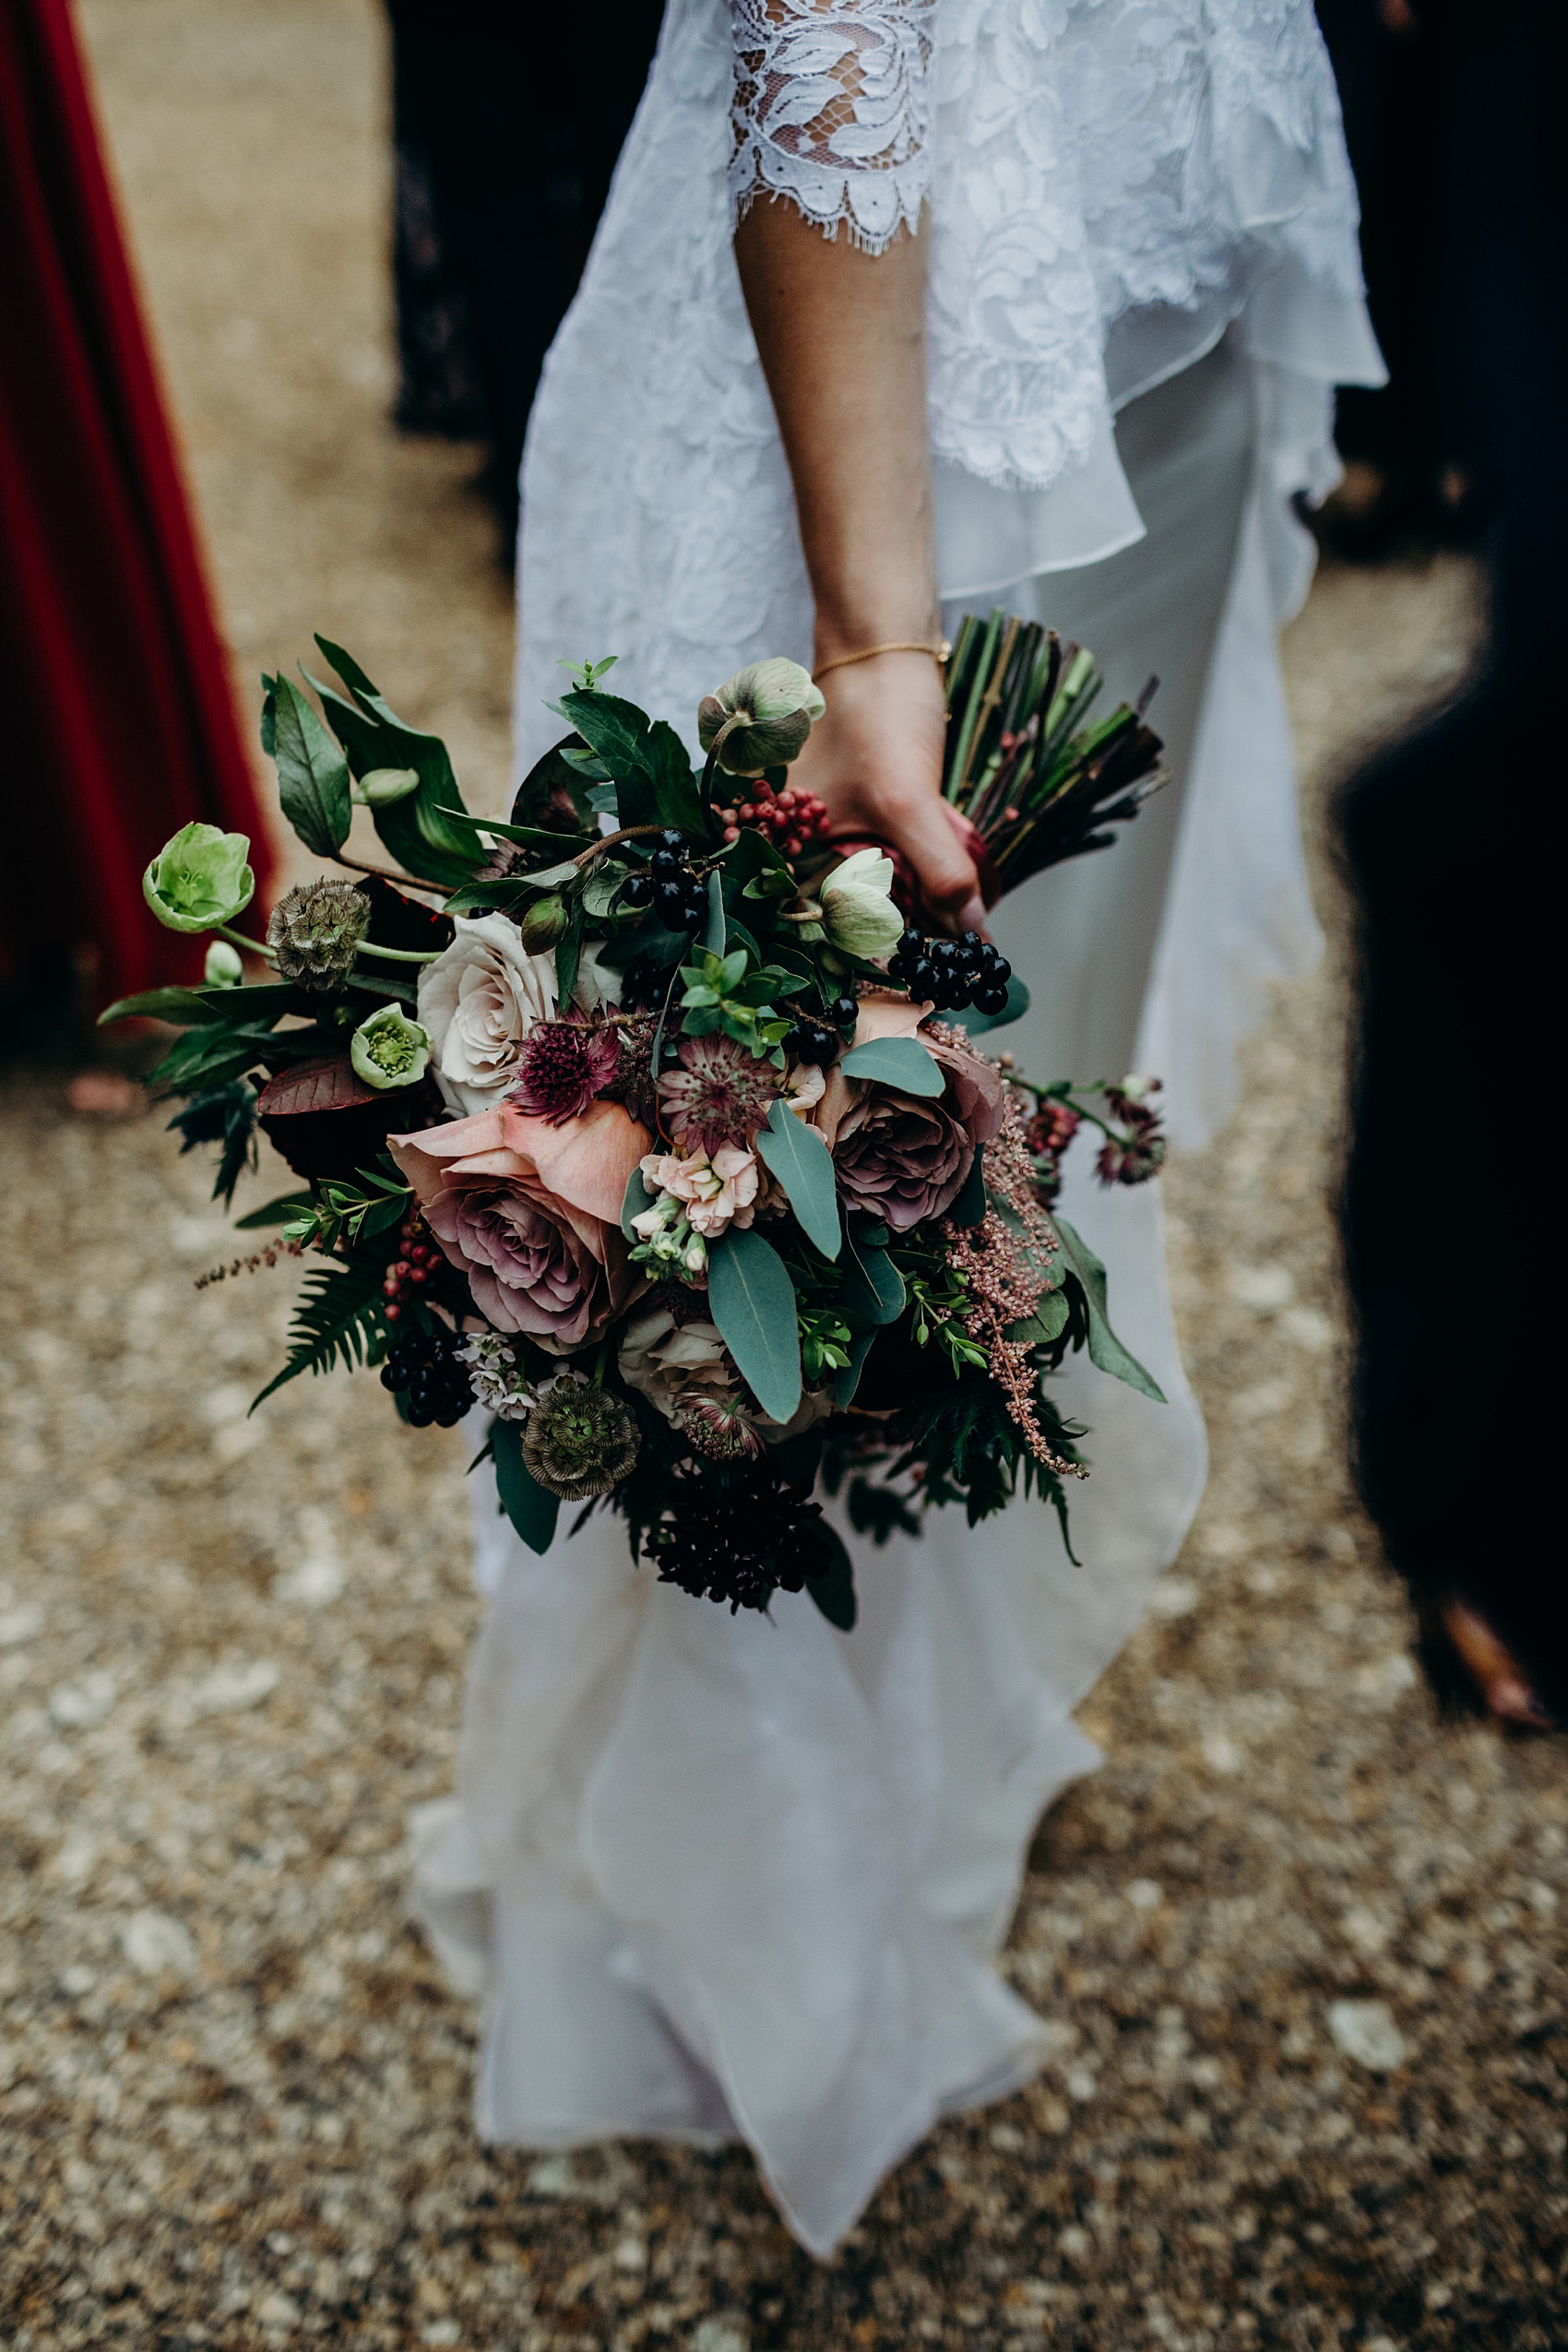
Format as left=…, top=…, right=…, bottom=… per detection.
left=417, top=913, right=557, bottom=1116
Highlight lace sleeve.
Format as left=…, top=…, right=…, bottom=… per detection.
left=729, top=0, right=936, bottom=253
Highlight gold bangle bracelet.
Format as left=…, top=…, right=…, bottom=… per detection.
left=813, top=638, right=951, bottom=682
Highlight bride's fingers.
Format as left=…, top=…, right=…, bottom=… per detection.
left=880, top=787, right=982, bottom=932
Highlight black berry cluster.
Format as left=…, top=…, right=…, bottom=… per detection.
left=617, top=954, right=669, bottom=1013
left=887, top=929, right=1013, bottom=1016
left=379, top=1324, right=473, bottom=1428
left=782, top=992, right=858, bottom=1067
left=637, top=830, right=708, bottom=934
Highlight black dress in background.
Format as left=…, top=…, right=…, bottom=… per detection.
left=1337, top=0, right=1565, bottom=1716
left=385, top=0, right=666, bottom=554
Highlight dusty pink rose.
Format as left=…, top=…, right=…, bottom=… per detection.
left=813, top=991, right=1004, bottom=1230
left=389, top=1099, right=648, bottom=1349
left=638, top=1146, right=759, bottom=1239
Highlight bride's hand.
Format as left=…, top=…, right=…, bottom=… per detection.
left=792, top=651, right=987, bottom=934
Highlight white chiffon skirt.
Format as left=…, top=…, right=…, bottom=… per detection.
left=412, top=331, right=1320, bottom=2253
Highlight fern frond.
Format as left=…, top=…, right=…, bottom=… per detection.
left=249, top=1253, right=388, bottom=1411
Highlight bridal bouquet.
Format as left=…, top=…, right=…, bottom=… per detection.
left=107, top=628, right=1168, bottom=1623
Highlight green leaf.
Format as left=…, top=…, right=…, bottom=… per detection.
left=232, top=1192, right=312, bottom=1229
left=839, top=1224, right=906, bottom=1325
left=642, top=719, right=707, bottom=835
left=270, top=676, right=351, bottom=856
left=833, top=1328, right=877, bottom=1407
left=806, top=1526, right=857, bottom=1631
left=557, top=694, right=706, bottom=835
left=706, top=1227, right=802, bottom=1423
left=1008, top=1288, right=1071, bottom=1348
left=961, top=975, right=1031, bottom=1037
left=948, top=1143, right=986, bottom=1227
left=581, top=859, right=630, bottom=919
left=98, top=986, right=225, bottom=1028
left=490, top=1418, right=561, bottom=1554
left=554, top=904, right=584, bottom=1007
left=259, top=675, right=278, bottom=758
left=1051, top=1216, right=1166, bottom=1402
left=308, top=640, right=476, bottom=885
left=754, top=1099, right=841, bottom=1260
left=838, top=1036, right=944, bottom=1097
left=621, top=1163, right=658, bottom=1243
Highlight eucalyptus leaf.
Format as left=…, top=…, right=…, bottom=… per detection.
left=833, top=1328, right=877, bottom=1408
left=1051, top=1215, right=1166, bottom=1402
left=754, top=1100, right=841, bottom=1260
left=491, top=1418, right=561, bottom=1554
left=961, top=974, right=1031, bottom=1036
left=703, top=870, right=727, bottom=956
left=838, top=1036, right=944, bottom=1098
left=706, top=1227, right=802, bottom=1423
left=839, top=1225, right=906, bottom=1325
left=270, top=675, right=351, bottom=857
left=621, top=1164, right=658, bottom=1243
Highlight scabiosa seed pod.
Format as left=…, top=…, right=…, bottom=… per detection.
left=519, top=1375, right=640, bottom=1500
left=267, top=880, right=371, bottom=992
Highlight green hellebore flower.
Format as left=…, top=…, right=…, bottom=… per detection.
left=350, top=1004, right=431, bottom=1091
left=203, top=940, right=244, bottom=987
left=143, top=823, right=255, bottom=933
left=819, top=846, right=904, bottom=958
left=353, top=766, right=422, bottom=807
left=697, top=658, right=826, bottom=778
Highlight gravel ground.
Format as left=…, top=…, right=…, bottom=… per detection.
left=2, top=4, right=1563, bottom=2346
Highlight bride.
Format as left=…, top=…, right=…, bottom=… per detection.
left=413, top=0, right=1381, bottom=2254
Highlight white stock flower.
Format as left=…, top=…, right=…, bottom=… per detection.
left=417, top=912, right=557, bottom=1116
left=820, top=847, right=904, bottom=958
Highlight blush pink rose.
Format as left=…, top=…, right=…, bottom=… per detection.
left=389, top=1099, right=649, bottom=1350
left=813, top=991, right=1004, bottom=1229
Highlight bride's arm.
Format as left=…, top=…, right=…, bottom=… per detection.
left=729, top=6, right=985, bottom=932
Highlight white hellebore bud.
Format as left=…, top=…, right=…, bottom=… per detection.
left=696, top=658, right=826, bottom=778
left=819, top=846, right=904, bottom=959
left=350, top=1004, right=431, bottom=1091
left=203, top=939, right=244, bottom=987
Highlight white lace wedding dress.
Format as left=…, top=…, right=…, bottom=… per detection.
left=412, top=0, right=1382, bottom=2255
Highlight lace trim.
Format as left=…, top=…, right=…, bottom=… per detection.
left=729, top=0, right=936, bottom=251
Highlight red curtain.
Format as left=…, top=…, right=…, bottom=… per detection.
left=0, top=0, right=272, bottom=1014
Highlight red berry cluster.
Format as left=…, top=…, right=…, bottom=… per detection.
left=382, top=1214, right=442, bottom=1322
left=715, top=782, right=833, bottom=861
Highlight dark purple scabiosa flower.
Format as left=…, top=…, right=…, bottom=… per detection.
left=657, top=1033, right=780, bottom=1154
left=510, top=1020, right=622, bottom=1125
left=641, top=1462, right=830, bottom=1612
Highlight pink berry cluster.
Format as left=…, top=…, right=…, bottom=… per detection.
left=382, top=1214, right=441, bottom=1323
left=714, top=782, right=834, bottom=861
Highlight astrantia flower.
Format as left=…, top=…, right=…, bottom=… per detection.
left=658, top=1033, right=779, bottom=1154
left=267, top=880, right=370, bottom=992
left=518, top=1373, right=639, bottom=1500
left=511, top=1020, right=621, bottom=1125
left=455, top=1330, right=531, bottom=1421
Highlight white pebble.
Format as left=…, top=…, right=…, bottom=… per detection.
left=49, top=1669, right=116, bottom=1728
left=1125, top=1878, right=1163, bottom=1910
left=1327, top=1999, right=1408, bottom=2072
left=1150, top=1577, right=1197, bottom=1620
left=1227, top=1265, right=1296, bottom=1313
left=1201, top=1731, right=1242, bottom=1776
left=693, top=2322, right=750, bottom=2352
left=0, top=1603, right=43, bottom=1648
left=1279, top=1305, right=1335, bottom=1351
left=190, top=1660, right=279, bottom=1716
left=122, top=1910, right=197, bottom=1978
left=272, top=1555, right=344, bottom=1607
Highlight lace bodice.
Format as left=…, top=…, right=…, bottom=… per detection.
left=516, top=0, right=1380, bottom=778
